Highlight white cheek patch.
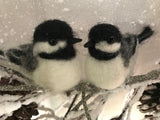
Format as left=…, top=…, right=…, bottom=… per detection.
left=59, top=41, right=67, bottom=48
left=33, top=41, right=67, bottom=55
left=95, top=41, right=121, bottom=53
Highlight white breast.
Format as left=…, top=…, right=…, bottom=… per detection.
left=85, top=56, right=130, bottom=89
left=32, top=58, right=81, bottom=93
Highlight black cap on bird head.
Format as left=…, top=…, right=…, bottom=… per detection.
left=33, top=19, right=82, bottom=45
left=84, top=24, right=122, bottom=48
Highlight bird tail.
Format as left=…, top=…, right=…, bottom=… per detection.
left=137, top=26, right=154, bottom=44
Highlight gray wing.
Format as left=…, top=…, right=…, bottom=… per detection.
left=6, top=43, right=38, bottom=72
left=120, top=34, right=137, bottom=67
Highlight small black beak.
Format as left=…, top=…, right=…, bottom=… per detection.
left=71, top=38, right=82, bottom=44
left=84, top=41, right=94, bottom=48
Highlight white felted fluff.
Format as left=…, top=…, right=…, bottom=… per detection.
left=32, top=57, right=81, bottom=93
left=32, top=40, right=82, bottom=93
left=33, top=41, right=67, bottom=55
left=95, top=42, right=121, bottom=53
left=86, top=55, right=130, bottom=89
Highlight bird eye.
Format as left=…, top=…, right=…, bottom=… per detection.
left=108, top=36, right=115, bottom=44
left=48, top=39, right=57, bottom=46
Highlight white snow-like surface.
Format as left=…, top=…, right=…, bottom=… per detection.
left=0, top=101, right=21, bottom=116
left=130, top=102, right=145, bottom=120
left=0, top=0, right=160, bottom=120
left=39, top=93, right=69, bottom=116
left=98, top=89, right=130, bottom=120
left=0, top=95, right=22, bottom=103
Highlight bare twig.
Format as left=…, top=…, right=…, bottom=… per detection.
left=81, top=82, right=92, bottom=120
left=0, top=64, right=32, bottom=84
left=1, top=61, right=160, bottom=120
left=64, top=93, right=79, bottom=118
left=126, top=69, right=160, bottom=86
left=72, top=91, right=97, bottom=111
left=0, top=85, right=41, bottom=92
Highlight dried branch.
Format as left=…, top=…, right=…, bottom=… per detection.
left=64, top=93, right=79, bottom=118
left=1, top=61, right=160, bottom=120
left=0, top=64, right=32, bottom=84
left=126, top=69, right=160, bottom=86
left=81, top=82, right=92, bottom=120
left=71, top=92, right=96, bottom=111
left=0, top=85, right=41, bottom=92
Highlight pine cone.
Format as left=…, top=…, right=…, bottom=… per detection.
left=6, top=102, right=39, bottom=120
left=138, top=83, right=160, bottom=118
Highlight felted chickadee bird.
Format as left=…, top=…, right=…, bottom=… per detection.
left=84, top=24, right=154, bottom=90
left=1, top=19, right=82, bottom=93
